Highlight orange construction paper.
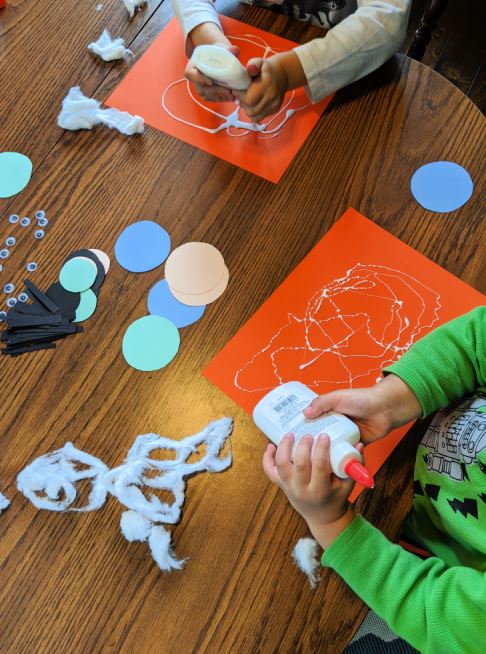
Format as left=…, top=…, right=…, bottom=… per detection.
left=204, top=208, right=485, bottom=500
left=105, top=16, right=333, bottom=183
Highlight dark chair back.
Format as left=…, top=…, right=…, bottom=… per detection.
left=407, top=0, right=449, bottom=61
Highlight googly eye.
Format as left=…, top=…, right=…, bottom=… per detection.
left=3, top=283, right=14, bottom=294
left=5, top=236, right=16, bottom=247
left=26, top=261, right=38, bottom=272
left=0, top=264, right=3, bottom=273
left=9, top=214, right=19, bottom=224
left=37, top=217, right=48, bottom=227
left=7, top=297, right=17, bottom=308
left=34, top=229, right=45, bottom=239
left=18, top=292, right=29, bottom=303
left=0, top=310, right=6, bottom=321
left=20, top=217, right=31, bottom=227
left=35, top=210, right=46, bottom=220
left=0, top=249, right=9, bottom=259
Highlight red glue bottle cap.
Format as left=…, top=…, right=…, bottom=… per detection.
left=344, top=459, right=374, bottom=489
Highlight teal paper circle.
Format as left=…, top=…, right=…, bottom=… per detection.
left=74, top=289, right=98, bottom=322
left=0, top=152, right=33, bottom=198
left=122, top=315, right=180, bottom=371
left=59, top=257, right=97, bottom=292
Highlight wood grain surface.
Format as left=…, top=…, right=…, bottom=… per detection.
left=0, top=1, right=485, bottom=653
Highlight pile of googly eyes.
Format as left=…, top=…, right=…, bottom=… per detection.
left=1, top=248, right=110, bottom=357
left=7, top=209, right=48, bottom=240
left=0, top=211, right=49, bottom=299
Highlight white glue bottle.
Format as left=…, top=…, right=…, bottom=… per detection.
left=253, top=381, right=374, bottom=488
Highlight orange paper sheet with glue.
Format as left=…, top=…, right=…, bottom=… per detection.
left=204, top=208, right=485, bottom=500
left=106, top=16, right=333, bottom=183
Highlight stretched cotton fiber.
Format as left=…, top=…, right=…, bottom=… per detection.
left=293, top=537, right=321, bottom=589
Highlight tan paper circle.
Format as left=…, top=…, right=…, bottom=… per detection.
left=89, top=249, right=110, bottom=274
left=170, top=266, right=229, bottom=306
left=165, top=242, right=225, bottom=295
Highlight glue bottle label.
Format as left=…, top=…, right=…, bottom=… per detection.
left=266, top=392, right=340, bottom=444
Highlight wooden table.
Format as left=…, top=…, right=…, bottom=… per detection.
left=0, top=1, right=484, bottom=652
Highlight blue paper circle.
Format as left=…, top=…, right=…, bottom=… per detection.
left=410, top=161, right=473, bottom=212
left=147, top=279, right=206, bottom=328
left=115, top=221, right=171, bottom=273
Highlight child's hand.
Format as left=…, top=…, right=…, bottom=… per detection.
left=236, top=51, right=307, bottom=123
left=184, top=43, right=240, bottom=104
left=185, top=23, right=240, bottom=103
left=262, top=433, right=360, bottom=547
left=236, top=57, right=289, bottom=123
left=304, top=374, right=423, bottom=445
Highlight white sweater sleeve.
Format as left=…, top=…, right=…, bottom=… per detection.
left=170, top=0, right=222, bottom=56
left=294, top=0, right=411, bottom=102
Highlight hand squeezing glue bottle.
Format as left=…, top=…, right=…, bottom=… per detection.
left=190, top=45, right=252, bottom=91
left=253, top=381, right=374, bottom=488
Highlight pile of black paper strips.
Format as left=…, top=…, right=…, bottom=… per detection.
left=1, top=249, right=109, bottom=357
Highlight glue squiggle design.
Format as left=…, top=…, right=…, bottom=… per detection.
left=161, top=35, right=310, bottom=139
left=234, top=264, right=442, bottom=393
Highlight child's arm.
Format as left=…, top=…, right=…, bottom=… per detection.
left=382, top=306, right=486, bottom=417
left=293, top=0, right=411, bottom=102
left=170, top=0, right=237, bottom=102
left=238, top=0, right=411, bottom=120
left=170, top=0, right=223, bottom=57
left=263, top=435, right=486, bottom=654
left=321, top=517, right=486, bottom=654
left=304, top=307, right=486, bottom=444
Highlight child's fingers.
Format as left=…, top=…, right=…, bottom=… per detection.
left=240, top=84, right=265, bottom=113
left=293, top=435, right=313, bottom=486
left=228, top=45, right=240, bottom=57
left=243, top=89, right=279, bottom=122
left=275, top=433, right=294, bottom=483
left=303, top=391, right=344, bottom=419
left=213, top=87, right=236, bottom=102
left=185, top=66, right=214, bottom=87
left=310, top=434, right=331, bottom=488
left=246, top=57, right=264, bottom=78
left=246, top=100, right=272, bottom=123
left=262, top=444, right=280, bottom=484
left=194, top=84, right=234, bottom=104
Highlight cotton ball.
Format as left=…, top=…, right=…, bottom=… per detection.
left=292, top=537, right=321, bottom=589
left=148, top=525, right=186, bottom=572
left=88, top=30, right=132, bottom=62
left=122, top=0, right=147, bottom=18
left=45, top=478, right=62, bottom=500
left=0, top=492, right=10, bottom=513
left=120, top=510, right=152, bottom=542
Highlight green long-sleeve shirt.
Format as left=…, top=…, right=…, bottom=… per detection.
left=322, top=307, right=486, bottom=654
